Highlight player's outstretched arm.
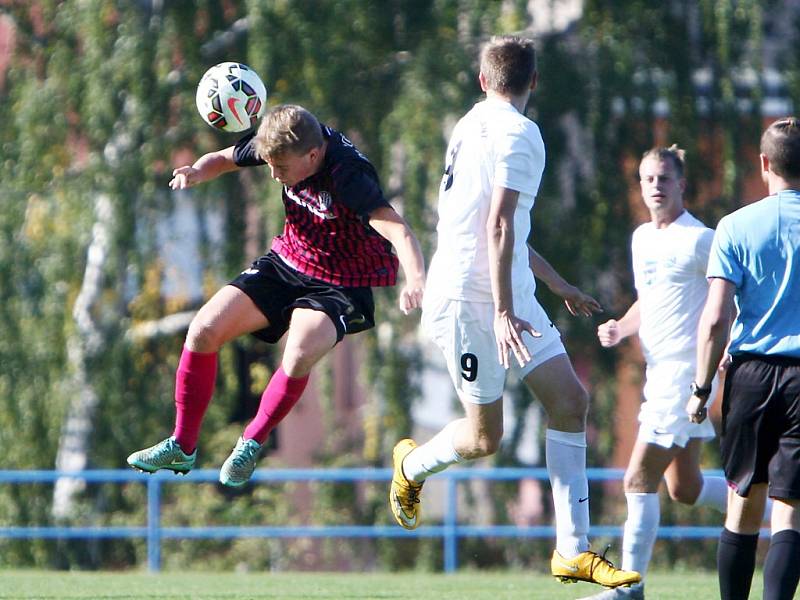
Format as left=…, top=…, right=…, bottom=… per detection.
left=527, top=245, right=602, bottom=317
left=368, top=206, right=425, bottom=315
left=169, top=146, right=239, bottom=190
left=597, top=300, right=641, bottom=348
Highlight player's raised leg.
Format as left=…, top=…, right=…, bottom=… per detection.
left=127, top=286, right=268, bottom=474
left=391, top=399, right=502, bottom=529
left=663, top=438, right=727, bottom=512
left=219, top=307, right=335, bottom=486
left=390, top=296, right=503, bottom=529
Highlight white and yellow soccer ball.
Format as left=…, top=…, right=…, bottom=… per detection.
left=195, top=62, right=267, bottom=132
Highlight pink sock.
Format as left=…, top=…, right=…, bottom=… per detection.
left=243, top=366, right=309, bottom=444
left=172, top=347, right=218, bottom=453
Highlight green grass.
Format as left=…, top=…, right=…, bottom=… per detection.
left=0, top=569, right=767, bottom=599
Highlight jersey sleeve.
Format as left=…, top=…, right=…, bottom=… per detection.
left=232, top=131, right=267, bottom=167
left=706, top=217, right=743, bottom=286
left=630, top=227, right=643, bottom=290
left=331, top=162, right=391, bottom=217
left=695, top=227, right=715, bottom=274
left=493, top=124, right=544, bottom=197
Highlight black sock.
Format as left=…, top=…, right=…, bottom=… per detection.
left=717, top=528, right=759, bottom=600
left=763, top=529, right=800, bottom=600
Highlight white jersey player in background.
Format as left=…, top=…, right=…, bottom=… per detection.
left=587, top=146, right=729, bottom=600
left=388, top=35, right=640, bottom=590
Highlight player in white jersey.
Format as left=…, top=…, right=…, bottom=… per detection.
left=388, top=35, right=641, bottom=590
left=586, top=146, right=729, bottom=600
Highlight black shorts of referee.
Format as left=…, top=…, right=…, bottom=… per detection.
left=721, top=353, right=800, bottom=499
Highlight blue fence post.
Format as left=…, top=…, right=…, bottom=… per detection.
left=443, top=476, right=458, bottom=573
left=146, top=477, right=162, bottom=572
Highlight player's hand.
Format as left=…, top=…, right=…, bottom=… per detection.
left=558, top=284, right=603, bottom=317
left=718, top=353, right=732, bottom=373
left=493, top=310, right=540, bottom=369
left=686, top=395, right=708, bottom=424
left=597, top=319, right=622, bottom=348
left=398, top=277, right=424, bottom=315
left=169, top=166, right=200, bottom=190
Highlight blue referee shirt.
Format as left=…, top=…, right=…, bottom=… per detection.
left=707, top=189, right=800, bottom=357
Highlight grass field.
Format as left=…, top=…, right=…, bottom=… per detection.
left=0, top=569, right=768, bottom=599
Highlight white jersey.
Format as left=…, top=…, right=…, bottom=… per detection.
left=632, top=210, right=714, bottom=364
left=425, top=98, right=545, bottom=303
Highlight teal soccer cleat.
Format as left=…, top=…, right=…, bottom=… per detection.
left=219, top=437, right=262, bottom=487
left=127, top=436, right=196, bottom=474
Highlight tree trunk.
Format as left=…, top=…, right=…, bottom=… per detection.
left=52, top=194, right=113, bottom=519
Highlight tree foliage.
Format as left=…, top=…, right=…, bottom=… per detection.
left=0, top=0, right=791, bottom=570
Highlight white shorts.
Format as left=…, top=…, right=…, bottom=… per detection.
left=637, top=358, right=718, bottom=449
left=421, top=294, right=565, bottom=404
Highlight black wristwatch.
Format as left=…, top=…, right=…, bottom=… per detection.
left=690, top=381, right=712, bottom=400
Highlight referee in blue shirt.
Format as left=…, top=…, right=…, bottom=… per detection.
left=688, top=117, right=800, bottom=600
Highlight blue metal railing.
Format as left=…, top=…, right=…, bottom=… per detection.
left=0, top=467, right=727, bottom=572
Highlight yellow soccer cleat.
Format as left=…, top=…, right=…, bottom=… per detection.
left=389, top=438, right=424, bottom=530
left=551, top=549, right=641, bottom=588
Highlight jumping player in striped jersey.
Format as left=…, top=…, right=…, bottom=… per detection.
left=128, top=105, right=425, bottom=486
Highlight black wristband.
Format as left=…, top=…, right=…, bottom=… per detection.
left=690, top=381, right=712, bottom=399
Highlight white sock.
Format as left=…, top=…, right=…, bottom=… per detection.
left=694, top=475, right=728, bottom=513
left=546, top=429, right=590, bottom=558
left=622, top=492, right=660, bottom=577
left=402, top=421, right=464, bottom=483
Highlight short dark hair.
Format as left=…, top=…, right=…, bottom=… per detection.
left=641, top=144, right=686, bottom=178
left=254, top=104, right=324, bottom=160
left=480, top=36, right=537, bottom=96
left=760, top=117, right=800, bottom=179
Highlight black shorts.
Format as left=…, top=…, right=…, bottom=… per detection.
left=228, top=251, right=375, bottom=344
left=720, top=353, right=800, bottom=499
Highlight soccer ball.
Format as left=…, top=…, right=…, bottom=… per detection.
left=195, top=62, right=267, bottom=133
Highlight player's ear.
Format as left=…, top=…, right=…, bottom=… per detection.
left=530, top=71, right=538, bottom=93
left=478, top=71, right=489, bottom=92
left=760, top=153, right=770, bottom=182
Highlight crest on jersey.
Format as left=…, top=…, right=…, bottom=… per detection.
left=285, top=188, right=337, bottom=219
left=318, top=191, right=333, bottom=212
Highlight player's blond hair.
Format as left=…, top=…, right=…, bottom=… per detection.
left=254, top=104, right=324, bottom=159
left=480, top=35, right=537, bottom=96
left=641, top=144, right=686, bottom=177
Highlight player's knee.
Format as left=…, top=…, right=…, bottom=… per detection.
left=462, top=429, right=502, bottom=459
left=623, top=463, right=662, bottom=493
left=186, top=319, right=222, bottom=353
left=281, top=346, right=319, bottom=376
left=623, top=470, right=647, bottom=493
left=667, top=482, right=701, bottom=505
left=554, top=387, right=589, bottom=427
left=477, top=433, right=502, bottom=457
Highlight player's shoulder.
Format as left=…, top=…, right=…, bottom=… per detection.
left=324, top=126, right=368, bottom=162
left=324, top=126, right=379, bottom=178
left=632, top=220, right=654, bottom=240
left=475, top=99, right=541, bottom=138
left=709, top=202, right=755, bottom=242
left=677, top=211, right=714, bottom=236
left=723, top=194, right=778, bottom=223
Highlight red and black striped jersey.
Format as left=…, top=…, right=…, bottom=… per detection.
left=233, top=126, right=399, bottom=288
